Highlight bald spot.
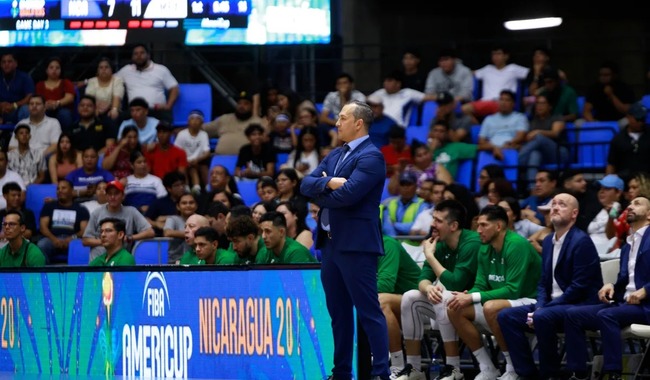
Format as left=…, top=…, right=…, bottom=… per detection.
left=186, top=214, right=209, bottom=228
left=554, top=192, right=579, bottom=210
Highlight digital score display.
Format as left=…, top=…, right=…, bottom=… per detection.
left=0, top=0, right=331, bottom=46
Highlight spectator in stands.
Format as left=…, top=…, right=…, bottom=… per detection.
left=446, top=205, right=541, bottom=380
left=523, top=46, right=566, bottom=101
left=81, top=181, right=108, bottom=215
left=319, top=73, right=366, bottom=128
left=204, top=200, right=231, bottom=252
left=124, top=150, right=167, bottom=214
left=564, top=196, right=650, bottom=380
left=588, top=174, right=625, bottom=256
left=606, top=102, right=650, bottom=181
left=257, top=176, right=279, bottom=203
left=235, top=123, right=276, bottom=180
left=206, top=188, right=245, bottom=210
left=367, top=95, right=399, bottom=149
left=145, top=171, right=187, bottom=235
left=81, top=57, right=125, bottom=131
left=173, top=109, right=211, bottom=194
left=37, top=179, right=89, bottom=264
left=443, top=183, right=480, bottom=229
left=538, top=66, right=579, bottom=122
left=9, top=95, right=61, bottom=158
left=424, top=48, right=474, bottom=105
left=517, top=94, right=568, bottom=190
left=277, top=88, right=317, bottom=124
left=410, top=178, right=447, bottom=236
left=475, top=164, right=505, bottom=209
left=381, top=125, right=412, bottom=179
left=388, top=140, right=452, bottom=196
left=102, top=125, right=141, bottom=181
left=0, top=210, right=45, bottom=267
left=163, top=192, right=198, bottom=263
left=498, top=196, right=544, bottom=239
left=204, top=90, right=264, bottom=155
left=283, top=126, right=320, bottom=177
left=257, top=211, right=317, bottom=264
left=275, top=168, right=309, bottom=214
left=268, top=112, right=294, bottom=154
left=276, top=200, right=313, bottom=250
left=67, top=95, right=115, bottom=155
left=88, top=217, right=136, bottom=266
left=582, top=61, right=635, bottom=126
left=225, top=214, right=267, bottom=264
left=520, top=169, right=557, bottom=223
left=0, top=182, right=36, bottom=242
left=251, top=200, right=276, bottom=224
left=144, top=121, right=187, bottom=179
left=606, top=172, right=650, bottom=251
left=559, top=169, right=601, bottom=232
left=401, top=47, right=427, bottom=92
left=377, top=233, right=420, bottom=378
left=0, top=52, right=33, bottom=125
left=498, top=193, right=602, bottom=380
left=486, top=177, right=517, bottom=207
left=394, top=199, right=480, bottom=380
left=0, top=149, right=25, bottom=210
left=47, top=132, right=81, bottom=184
left=7, top=124, right=46, bottom=185
left=116, top=44, right=179, bottom=123
left=433, top=91, right=474, bottom=143
left=292, top=107, right=331, bottom=148
left=429, top=119, right=478, bottom=178
left=382, top=171, right=429, bottom=237
left=117, top=97, right=159, bottom=146
left=66, top=147, right=114, bottom=200
left=477, top=90, right=528, bottom=161
left=368, top=70, right=436, bottom=127
left=82, top=179, right=154, bottom=261
left=35, top=57, right=75, bottom=130
left=199, top=165, right=240, bottom=211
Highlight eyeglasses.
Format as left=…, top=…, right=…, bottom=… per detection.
left=2, top=222, right=19, bottom=228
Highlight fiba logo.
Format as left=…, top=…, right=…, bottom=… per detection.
left=141, top=272, right=170, bottom=317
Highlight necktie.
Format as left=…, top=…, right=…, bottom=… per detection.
left=321, top=144, right=350, bottom=229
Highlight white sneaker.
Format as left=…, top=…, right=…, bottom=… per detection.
left=390, top=366, right=402, bottom=380
left=496, top=371, right=520, bottom=380
left=473, top=368, right=500, bottom=380
left=436, top=365, right=465, bottom=380
left=393, top=364, right=426, bottom=380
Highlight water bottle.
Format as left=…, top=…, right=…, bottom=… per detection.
left=429, top=352, right=441, bottom=380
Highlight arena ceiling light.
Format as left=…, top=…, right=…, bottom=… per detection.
left=504, top=17, right=563, bottom=31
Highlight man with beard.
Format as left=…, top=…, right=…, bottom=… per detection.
left=446, top=205, right=540, bottom=380
left=116, top=43, right=179, bottom=123
left=497, top=193, right=603, bottom=380
left=393, top=199, right=480, bottom=380
left=224, top=214, right=267, bottom=264
left=564, top=196, right=650, bottom=380
left=204, top=90, right=264, bottom=155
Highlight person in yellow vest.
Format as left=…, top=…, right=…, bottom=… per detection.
left=381, top=171, right=429, bottom=240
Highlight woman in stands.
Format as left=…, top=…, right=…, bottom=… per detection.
left=82, top=57, right=125, bottom=131
left=499, top=196, right=544, bottom=238
left=35, top=57, right=76, bottom=130
left=251, top=200, right=277, bottom=224
left=475, top=163, right=506, bottom=210
left=387, top=139, right=452, bottom=195
left=276, top=200, right=313, bottom=250
left=283, top=126, right=320, bottom=176
left=48, top=132, right=81, bottom=183
left=275, top=168, right=309, bottom=214
left=123, top=150, right=167, bottom=214
left=102, top=125, right=141, bottom=181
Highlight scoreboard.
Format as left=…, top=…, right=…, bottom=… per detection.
left=0, top=0, right=331, bottom=46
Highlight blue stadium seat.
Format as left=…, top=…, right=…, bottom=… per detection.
left=420, top=101, right=438, bottom=128
left=455, top=159, right=474, bottom=190
left=68, top=239, right=90, bottom=265
left=172, top=83, right=212, bottom=127
left=25, top=184, right=57, bottom=223
left=475, top=149, right=518, bottom=192
left=641, top=95, right=650, bottom=124
left=276, top=152, right=290, bottom=171
left=237, top=180, right=260, bottom=206
left=471, top=124, right=481, bottom=144
left=569, top=121, right=618, bottom=171
left=405, top=125, right=428, bottom=145
left=407, top=103, right=420, bottom=126
left=209, top=154, right=238, bottom=175
left=577, top=95, right=586, bottom=118
left=133, top=239, right=169, bottom=265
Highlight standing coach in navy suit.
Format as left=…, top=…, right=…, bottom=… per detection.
left=497, top=193, right=603, bottom=380
left=301, top=100, right=390, bottom=380
left=563, top=195, right=650, bottom=380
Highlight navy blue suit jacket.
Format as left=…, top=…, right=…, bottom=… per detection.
left=300, top=138, right=386, bottom=254
left=614, top=227, right=650, bottom=319
left=537, top=226, right=603, bottom=308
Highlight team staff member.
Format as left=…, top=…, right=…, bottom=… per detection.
left=0, top=210, right=45, bottom=267
left=301, top=100, right=390, bottom=380
left=497, top=193, right=603, bottom=380
left=89, top=217, right=136, bottom=266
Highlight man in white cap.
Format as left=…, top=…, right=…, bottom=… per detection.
left=174, top=109, right=212, bottom=194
